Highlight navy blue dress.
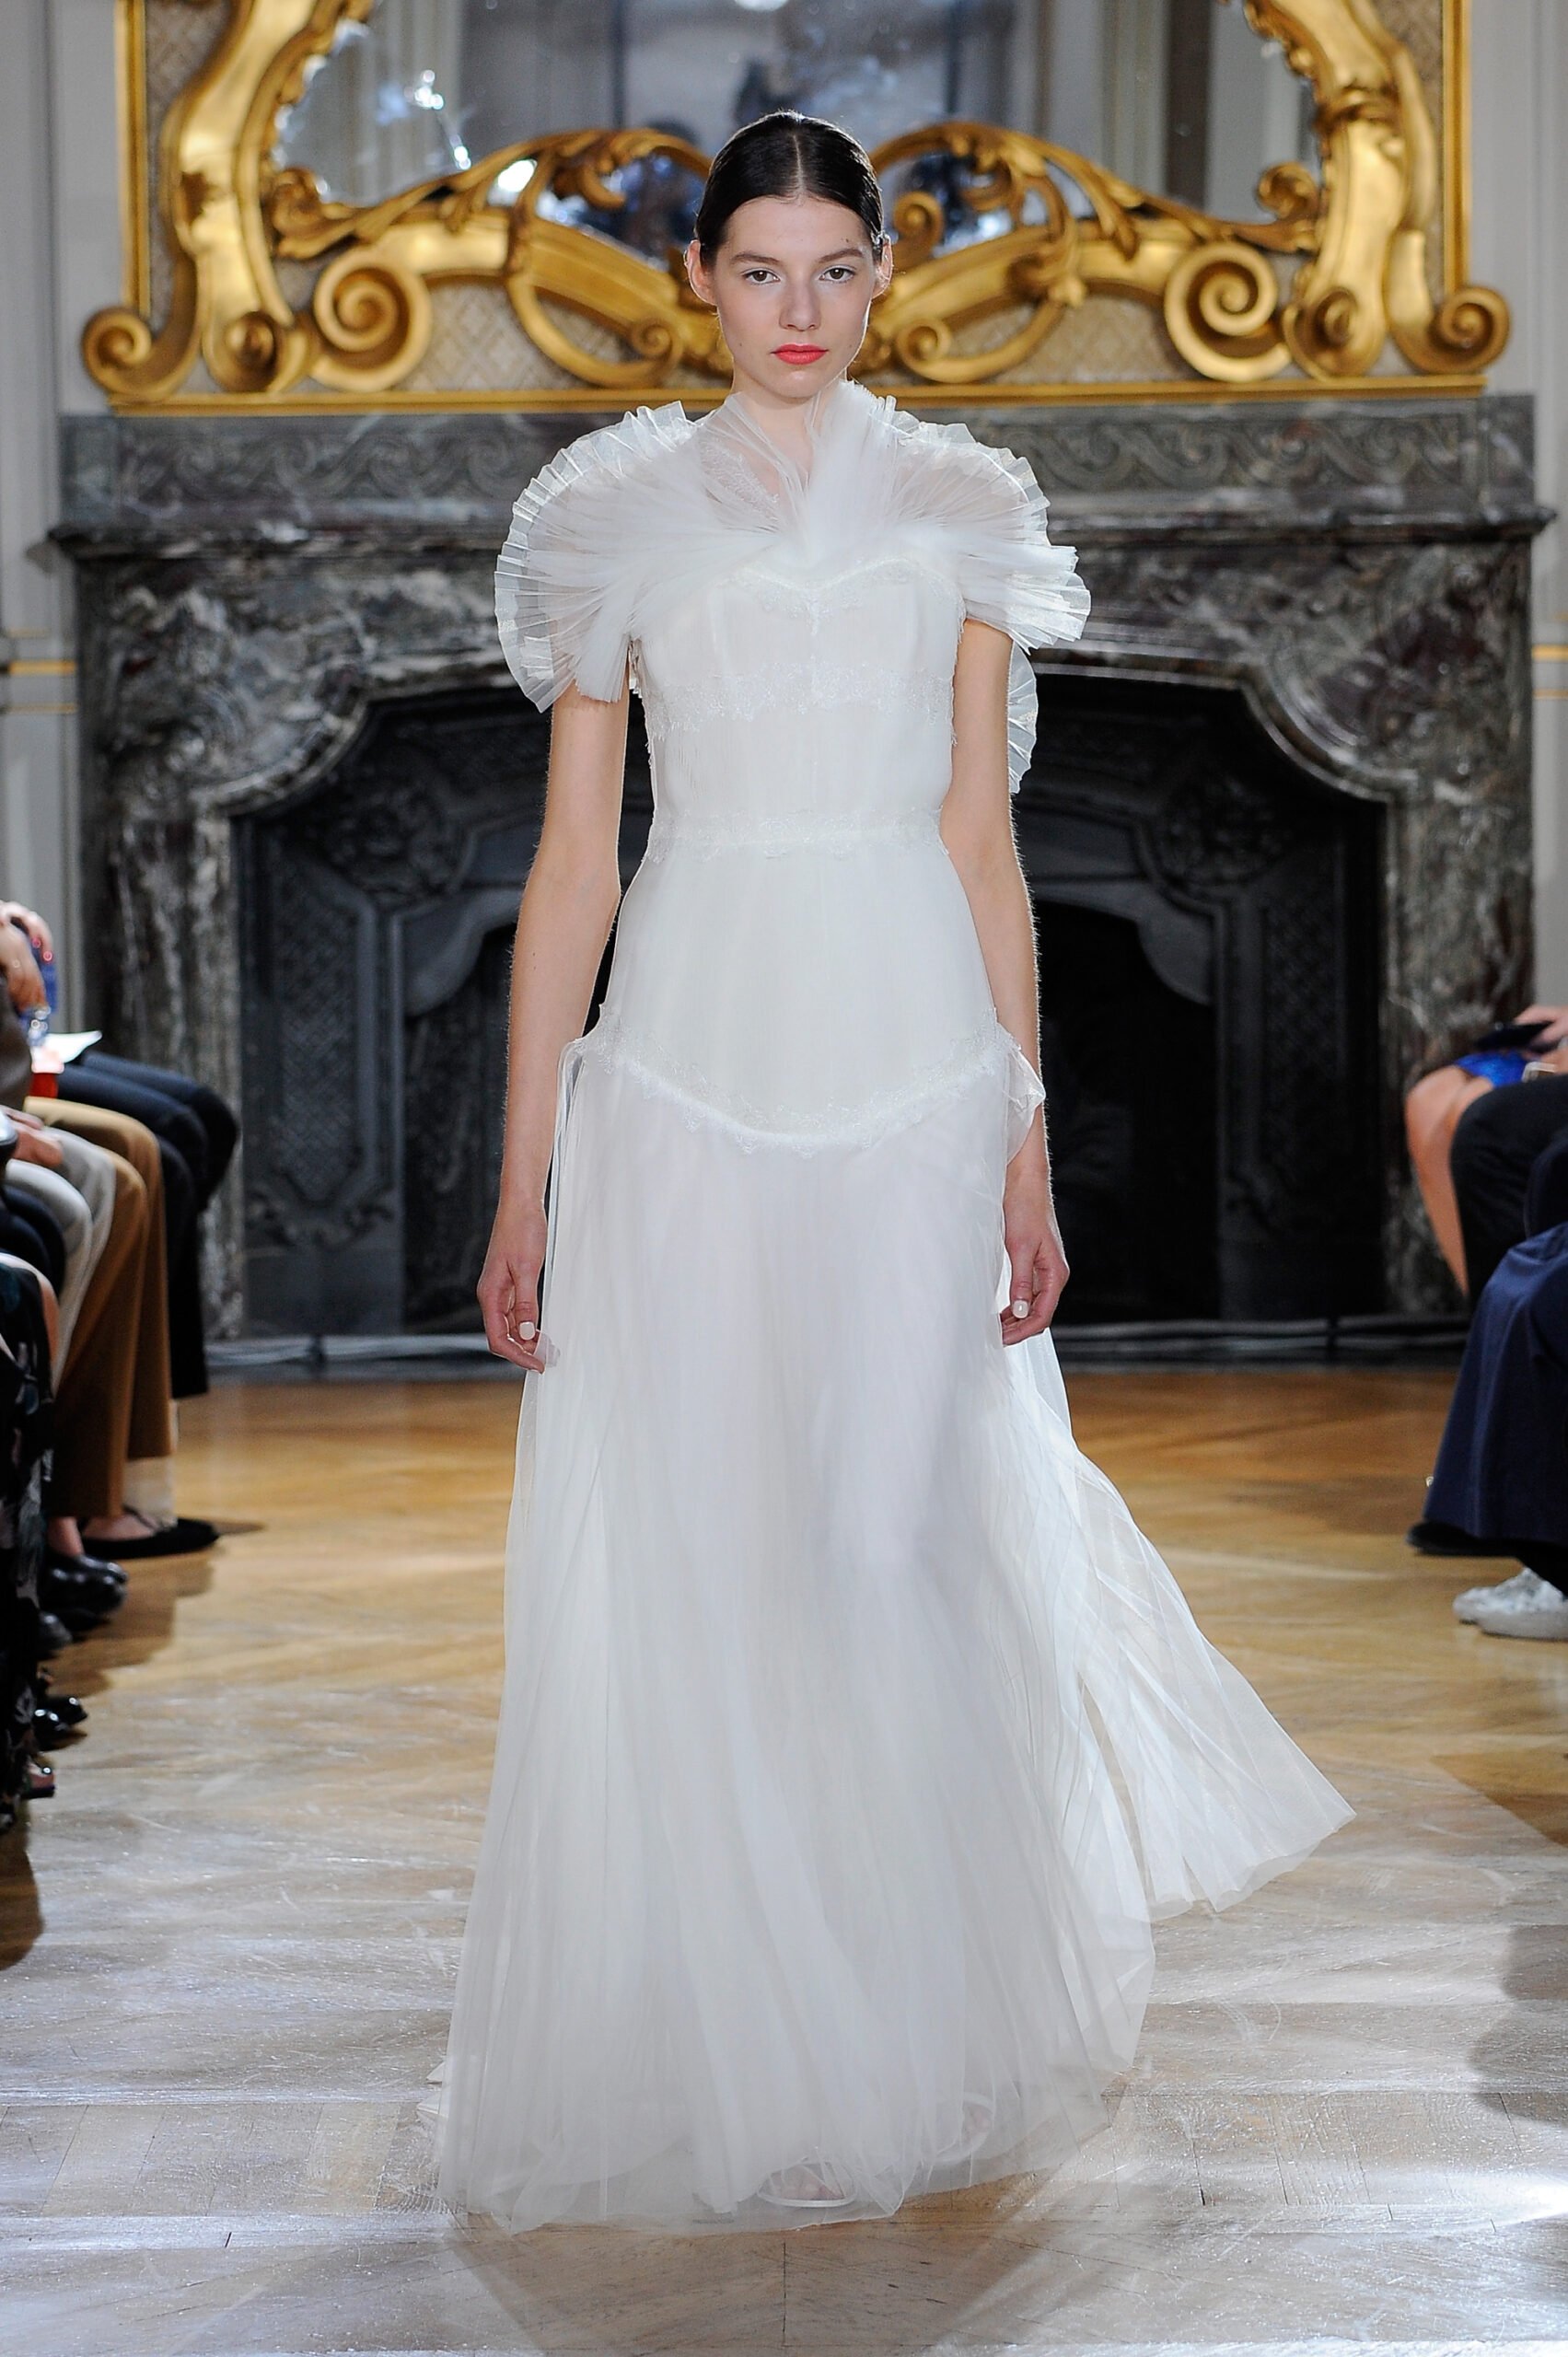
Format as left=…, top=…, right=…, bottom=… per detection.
left=1426, top=1221, right=1568, bottom=1582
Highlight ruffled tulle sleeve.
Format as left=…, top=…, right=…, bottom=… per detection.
left=495, top=405, right=694, bottom=709
left=890, top=413, right=1090, bottom=791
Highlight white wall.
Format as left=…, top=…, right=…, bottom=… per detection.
left=0, top=0, right=118, bottom=1018
left=1470, top=0, right=1568, bottom=996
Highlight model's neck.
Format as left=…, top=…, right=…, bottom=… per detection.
left=726, top=373, right=846, bottom=470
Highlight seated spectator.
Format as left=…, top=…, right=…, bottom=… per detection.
left=3, top=1108, right=115, bottom=1357
left=1405, top=1004, right=1568, bottom=1295
left=1450, top=1045, right=1568, bottom=1300
left=4, top=900, right=238, bottom=1404
left=31, top=1098, right=174, bottom=1571
left=1412, top=1125, right=1568, bottom=1640
left=1, top=900, right=229, bottom=1562
left=0, top=865, right=246, bottom=1812
left=0, top=1098, right=130, bottom=1644
left=57, top=1045, right=237, bottom=1401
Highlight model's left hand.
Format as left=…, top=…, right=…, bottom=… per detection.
left=1002, top=1161, right=1069, bottom=1342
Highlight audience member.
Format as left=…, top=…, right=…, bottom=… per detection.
left=1449, top=1054, right=1568, bottom=1299
left=1, top=903, right=224, bottom=1562
left=3, top=903, right=237, bottom=1401
left=0, top=890, right=239, bottom=1819
left=1408, top=1084, right=1568, bottom=1638
left=1405, top=1004, right=1568, bottom=1295
left=1415, top=1126, right=1568, bottom=1639
left=3, top=1109, right=114, bottom=1356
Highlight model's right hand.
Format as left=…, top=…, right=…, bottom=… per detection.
left=478, top=1202, right=551, bottom=1372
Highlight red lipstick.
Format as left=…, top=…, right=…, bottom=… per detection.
left=774, top=344, right=827, bottom=366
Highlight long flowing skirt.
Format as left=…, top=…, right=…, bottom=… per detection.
left=433, top=1026, right=1351, bottom=2230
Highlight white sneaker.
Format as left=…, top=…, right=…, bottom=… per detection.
left=1467, top=1568, right=1568, bottom=1641
left=1453, top=1567, right=1551, bottom=1624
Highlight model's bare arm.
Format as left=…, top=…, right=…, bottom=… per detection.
left=940, top=618, right=1068, bottom=1339
left=479, top=679, right=630, bottom=1369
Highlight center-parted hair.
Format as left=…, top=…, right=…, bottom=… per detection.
left=693, top=112, right=886, bottom=262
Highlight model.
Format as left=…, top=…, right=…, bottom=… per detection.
left=432, top=110, right=1352, bottom=2231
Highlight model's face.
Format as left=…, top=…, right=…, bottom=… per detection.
left=686, top=195, right=893, bottom=406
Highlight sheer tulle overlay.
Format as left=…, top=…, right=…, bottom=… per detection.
left=434, top=380, right=1351, bottom=2231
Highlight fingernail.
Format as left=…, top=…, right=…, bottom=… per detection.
left=518, top=1320, right=537, bottom=1340
left=1011, top=1299, right=1030, bottom=1318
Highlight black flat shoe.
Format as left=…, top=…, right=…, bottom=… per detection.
left=37, top=1611, right=74, bottom=1657
left=35, top=1677, right=87, bottom=1727
left=25, top=1760, right=55, bottom=1800
left=44, top=1603, right=109, bottom=1640
left=31, top=1704, right=83, bottom=1750
left=1406, top=1519, right=1513, bottom=1559
left=44, top=1556, right=125, bottom=1603
left=46, top=1546, right=127, bottom=1590
left=81, top=1515, right=219, bottom=1561
left=41, top=1565, right=122, bottom=1633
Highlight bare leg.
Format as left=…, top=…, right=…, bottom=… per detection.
left=1405, top=1067, right=1492, bottom=1293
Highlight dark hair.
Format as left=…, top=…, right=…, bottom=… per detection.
left=693, top=111, right=885, bottom=262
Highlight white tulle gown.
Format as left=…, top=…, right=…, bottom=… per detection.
left=432, top=377, right=1351, bottom=2231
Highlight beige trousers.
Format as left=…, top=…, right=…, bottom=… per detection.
left=29, top=1098, right=174, bottom=1518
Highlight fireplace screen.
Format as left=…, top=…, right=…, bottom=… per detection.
left=237, top=671, right=1381, bottom=1337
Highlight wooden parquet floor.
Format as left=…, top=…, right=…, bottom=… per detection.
left=2, top=1367, right=1566, bottom=2354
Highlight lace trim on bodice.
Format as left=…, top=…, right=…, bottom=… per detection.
left=579, top=1014, right=1021, bottom=1154
left=639, top=809, right=940, bottom=863
left=639, top=659, right=953, bottom=742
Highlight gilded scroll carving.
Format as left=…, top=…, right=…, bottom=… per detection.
left=87, top=0, right=1508, bottom=406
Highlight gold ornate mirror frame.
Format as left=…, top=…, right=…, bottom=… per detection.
left=88, top=0, right=1508, bottom=411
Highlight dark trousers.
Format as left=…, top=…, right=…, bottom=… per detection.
left=56, top=1051, right=238, bottom=1399
left=1452, top=1074, right=1568, bottom=1296
left=1427, top=1159, right=1568, bottom=1597
left=0, top=1189, right=64, bottom=1294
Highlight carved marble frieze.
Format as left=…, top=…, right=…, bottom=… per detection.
left=64, top=383, right=1535, bottom=535
left=55, top=392, right=1547, bottom=1327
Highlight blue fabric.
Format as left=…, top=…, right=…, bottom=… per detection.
left=1426, top=1222, right=1568, bottom=1552
left=1454, top=1048, right=1533, bottom=1088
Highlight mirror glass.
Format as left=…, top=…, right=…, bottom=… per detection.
left=274, top=0, right=1317, bottom=255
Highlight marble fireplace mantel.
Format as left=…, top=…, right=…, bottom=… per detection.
left=56, top=394, right=1549, bottom=1331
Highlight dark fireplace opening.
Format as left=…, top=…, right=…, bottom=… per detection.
left=402, top=921, right=621, bottom=1332
left=238, top=668, right=1384, bottom=1338
left=403, top=923, right=511, bottom=1331
left=1039, top=903, right=1217, bottom=1324
left=1019, top=672, right=1386, bottom=1324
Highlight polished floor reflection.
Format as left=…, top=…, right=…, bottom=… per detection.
left=2, top=1369, right=1565, bottom=2353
